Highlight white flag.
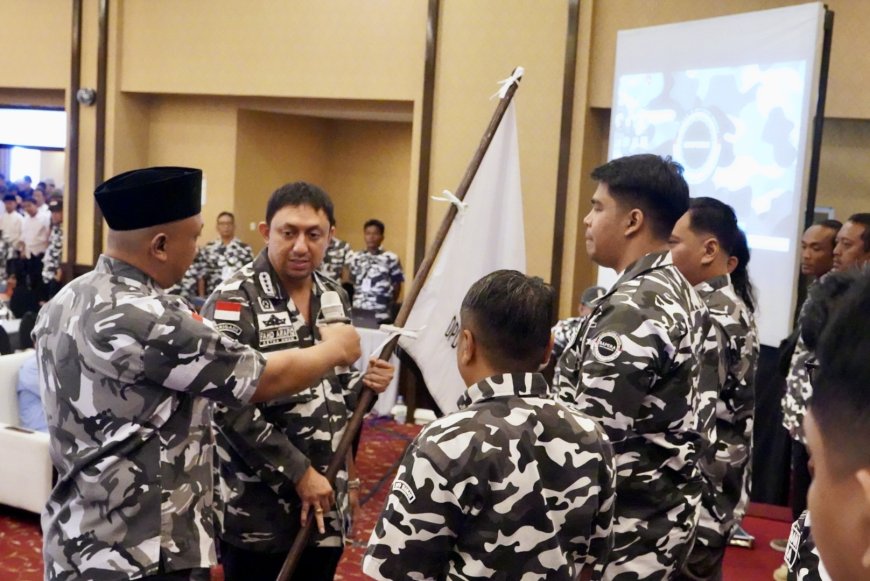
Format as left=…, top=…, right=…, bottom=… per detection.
left=399, top=101, right=526, bottom=414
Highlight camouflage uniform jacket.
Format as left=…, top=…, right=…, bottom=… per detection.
left=201, top=249, right=361, bottom=552
left=41, top=223, right=63, bottom=283
left=166, top=255, right=200, bottom=303
left=317, top=236, right=352, bottom=282
left=552, top=315, right=585, bottom=362
left=195, top=237, right=254, bottom=297
left=782, top=334, right=812, bottom=444
left=364, top=372, right=616, bottom=580
left=33, top=255, right=265, bottom=580
left=348, top=247, right=404, bottom=321
left=555, top=250, right=712, bottom=579
left=694, top=275, right=760, bottom=543
left=786, top=511, right=830, bottom=581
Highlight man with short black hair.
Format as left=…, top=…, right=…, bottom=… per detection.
left=348, top=218, right=404, bottom=324
left=801, top=269, right=870, bottom=581
left=365, top=270, right=615, bottom=580
left=202, top=182, right=394, bottom=581
left=556, top=154, right=712, bottom=579
left=193, top=211, right=253, bottom=298
left=800, top=220, right=841, bottom=279
left=832, top=213, right=870, bottom=272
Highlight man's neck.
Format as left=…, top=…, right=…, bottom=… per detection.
left=612, top=239, right=669, bottom=273
left=220, top=236, right=233, bottom=245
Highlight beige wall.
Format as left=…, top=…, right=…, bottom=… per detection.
left=233, top=110, right=330, bottom=251
left=0, top=0, right=868, bottom=314
left=324, top=119, right=412, bottom=268
left=817, top=118, right=870, bottom=220
left=39, top=150, right=66, bottom=188
left=430, top=0, right=568, bottom=281
left=0, top=0, right=71, bottom=90
left=118, top=0, right=426, bottom=101
left=147, top=97, right=240, bottom=251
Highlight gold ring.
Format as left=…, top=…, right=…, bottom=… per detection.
left=315, top=508, right=324, bottom=513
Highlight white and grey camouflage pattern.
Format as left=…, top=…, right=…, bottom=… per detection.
left=348, top=247, right=403, bottom=321
left=687, top=274, right=760, bottom=576
left=364, top=372, right=616, bottom=580
left=201, top=248, right=361, bottom=553
left=41, top=223, right=63, bottom=284
left=555, top=250, right=713, bottom=580
left=194, top=237, right=254, bottom=297
left=318, top=236, right=352, bottom=282
left=782, top=335, right=813, bottom=444
left=552, top=315, right=585, bottom=363
left=33, top=255, right=264, bottom=580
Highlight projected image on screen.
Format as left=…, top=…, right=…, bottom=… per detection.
left=605, top=3, right=826, bottom=346
left=612, top=63, right=806, bottom=253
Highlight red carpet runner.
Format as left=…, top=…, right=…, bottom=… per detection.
left=0, top=418, right=788, bottom=581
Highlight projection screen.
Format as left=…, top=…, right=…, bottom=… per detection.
left=602, top=2, right=826, bottom=346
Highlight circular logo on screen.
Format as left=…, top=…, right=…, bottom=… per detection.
left=592, top=332, right=622, bottom=363
left=674, top=109, right=721, bottom=184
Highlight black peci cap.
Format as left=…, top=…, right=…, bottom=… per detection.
left=95, top=166, right=202, bottom=231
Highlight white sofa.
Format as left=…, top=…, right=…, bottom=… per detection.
left=0, top=350, right=53, bottom=514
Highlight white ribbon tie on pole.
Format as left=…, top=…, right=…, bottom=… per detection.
left=491, top=66, right=525, bottom=100
left=431, top=190, right=469, bottom=214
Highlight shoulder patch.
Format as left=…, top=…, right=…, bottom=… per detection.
left=216, top=322, right=243, bottom=336
left=258, top=297, right=275, bottom=312
left=592, top=331, right=622, bottom=363
left=391, top=479, right=416, bottom=504
left=214, top=301, right=242, bottom=322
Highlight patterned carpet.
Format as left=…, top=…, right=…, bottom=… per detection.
left=0, top=417, right=422, bottom=581
left=0, top=418, right=790, bottom=581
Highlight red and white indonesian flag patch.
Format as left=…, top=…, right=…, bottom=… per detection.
left=214, top=301, right=242, bottom=322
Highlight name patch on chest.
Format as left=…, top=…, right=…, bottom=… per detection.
left=257, top=312, right=297, bottom=347
left=259, top=326, right=299, bottom=347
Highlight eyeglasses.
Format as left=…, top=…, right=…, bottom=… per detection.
left=805, top=360, right=819, bottom=390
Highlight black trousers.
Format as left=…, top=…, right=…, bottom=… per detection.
left=219, top=539, right=343, bottom=581
left=140, top=569, right=210, bottom=581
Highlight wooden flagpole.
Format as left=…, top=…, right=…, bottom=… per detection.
left=277, top=67, right=523, bottom=580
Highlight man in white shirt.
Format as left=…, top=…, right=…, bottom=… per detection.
left=17, top=196, right=51, bottom=301
left=34, top=188, right=50, bottom=218
left=1, top=193, right=24, bottom=250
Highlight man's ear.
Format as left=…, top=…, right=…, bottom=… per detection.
left=459, top=329, right=475, bottom=367
left=257, top=222, right=270, bottom=243
left=539, top=333, right=556, bottom=370
left=855, top=469, right=870, bottom=569
left=726, top=255, right=738, bottom=274
left=701, top=237, right=720, bottom=266
left=150, top=232, right=169, bottom=263
left=625, top=208, right=644, bottom=238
